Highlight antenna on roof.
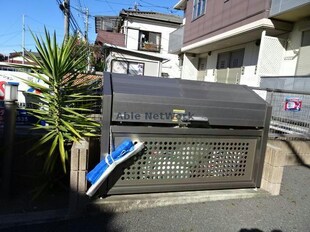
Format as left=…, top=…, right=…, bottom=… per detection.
left=134, top=2, right=140, bottom=11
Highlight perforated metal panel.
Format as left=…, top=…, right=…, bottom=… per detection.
left=107, top=131, right=259, bottom=194
left=124, top=138, right=253, bottom=180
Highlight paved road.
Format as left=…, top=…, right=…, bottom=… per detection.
left=1, top=166, right=310, bottom=232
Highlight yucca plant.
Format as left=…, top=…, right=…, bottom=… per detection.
left=21, top=29, right=100, bottom=174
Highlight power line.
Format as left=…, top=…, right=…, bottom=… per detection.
left=94, top=0, right=133, bottom=7
left=71, top=4, right=85, bottom=14
left=103, top=0, right=118, bottom=14
left=138, top=5, right=178, bottom=14
left=0, top=32, right=21, bottom=46
left=0, top=31, right=21, bottom=37
left=0, top=43, right=36, bottom=48
left=70, top=13, right=83, bottom=33
left=76, top=0, right=83, bottom=9
left=139, top=0, right=178, bottom=14
left=26, top=15, right=64, bottom=31
left=2, top=19, right=20, bottom=34
left=139, top=0, right=171, bottom=10
left=29, top=30, right=65, bottom=37
left=93, top=0, right=177, bottom=14
left=56, top=0, right=84, bottom=37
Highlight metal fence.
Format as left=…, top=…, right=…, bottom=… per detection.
left=253, top=87, right=310, bottom=140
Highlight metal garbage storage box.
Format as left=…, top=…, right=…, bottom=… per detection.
left=100, top=72, right=271, bottom=195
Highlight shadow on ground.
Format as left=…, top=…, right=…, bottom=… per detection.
left=284, top=140, right=310, bottom=169
left=0, top=190, right=121, bottom=232
left=0, top=135, right=120, bottom=231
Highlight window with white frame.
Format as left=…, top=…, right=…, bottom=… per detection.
left=192, top=0, right=207, bottom=20
left=111, top=60, right=144, bottom=75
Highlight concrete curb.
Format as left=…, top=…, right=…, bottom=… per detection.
left=90, top=188, right=270, bottom=213
left=0, top=188, right=270, bottom=229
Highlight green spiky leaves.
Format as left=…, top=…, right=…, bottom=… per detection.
left=21, top=29, right=100, bottom=174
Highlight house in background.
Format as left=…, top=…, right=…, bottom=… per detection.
left=7, top=51, right=39, bottom=65
left=95, top=9, right=182, bottom=78
left=103, top=43, right=168, bottom=77
left=170, top=0, right=310, bottom=87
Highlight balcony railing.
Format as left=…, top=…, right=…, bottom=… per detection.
left=138, top=42, right=160, bottom=52
left=216, top=68, right=241, bottom=84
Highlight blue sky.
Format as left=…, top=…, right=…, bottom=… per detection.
left=0, top=0, right=182, bottom=55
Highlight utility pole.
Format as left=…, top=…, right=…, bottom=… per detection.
left=84, top=8, right=89, bottom=42
left=83, top=8, right=91, bottom=72
left=22, top=14, right=25, bottom=64
left=64, top=0, right=70, bottom=40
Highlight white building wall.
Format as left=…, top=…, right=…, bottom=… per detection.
left=281, top=31, right=301, bottom=75
left=9, top=57, right=24, bottom=62
left=280, top=20, right=309, bottom=75
left=144, top=61, right=162, bottom=76
left=162, top=53, right=181, bottom=78
left=181, top=53, right=199, bottom=80
left=124, top=19, right=181, bottom=78
left=125, top=20, right=178, bottom=54
left=240, top=42, right=260, bottom=87
left=126, top=28, right=140, bottom=50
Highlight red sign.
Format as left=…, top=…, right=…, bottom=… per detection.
left=0, top=81, right=5, bottom=100
left=285, top=97, right=302, bottom=111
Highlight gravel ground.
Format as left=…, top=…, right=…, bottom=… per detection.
left=1, top=166, right=310, bottom=232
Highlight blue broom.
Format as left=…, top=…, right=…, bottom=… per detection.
left=86, top=139, right=144, bottom=197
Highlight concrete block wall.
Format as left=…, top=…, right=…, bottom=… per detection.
left=69, top=138, right=90, bottom=214
left=261, top=140, right=310, bottom=196
left=261, top=144, right=286, bottom=195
